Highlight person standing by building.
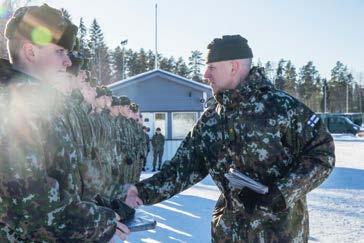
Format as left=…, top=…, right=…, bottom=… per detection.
left=151, top=127, right=165, bottom=171
left=142, top=126, right=150, bottom=171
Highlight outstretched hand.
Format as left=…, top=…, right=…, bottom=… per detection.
left=109, top=213, right=130, bottom=242
left=124, top=184, right=143, bottom=208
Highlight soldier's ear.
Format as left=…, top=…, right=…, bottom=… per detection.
left=230, top=60, right=239, bottom=76
left=23, top=42, right=37, bottom=63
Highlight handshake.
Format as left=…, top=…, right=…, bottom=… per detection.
left=124, top=184, right=144, bottom=209
left=104, top=185, right=156, bottom=242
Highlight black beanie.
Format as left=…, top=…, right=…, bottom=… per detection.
left=111, top=96, right=121, bottom=106
left=119, top=96, right=131, bottom=106
left=95, top=86, right=105, bottom=98
left=206, top=35, right=253, bottom=64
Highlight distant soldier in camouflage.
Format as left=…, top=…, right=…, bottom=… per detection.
left=0, top=4, right=129, bottom=241
left=151, top=127, right=165, bottom=171
left=119, top=95, right=133, bottom=119
left=127, top=35, right=335, bottom=242
left=129, top=102, right=140, bottom=123
left=142, top=126, right=150, bottom=171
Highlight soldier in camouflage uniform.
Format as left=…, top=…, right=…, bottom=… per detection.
left=151, top=127, right=165, bottom=171
left=129, top=102, right=148, bottom=179
left=128, top=35, right=335, bottom=242
left=65, top=63, right=139, bottom=223
left=115, top=96, right=136, bottom=182
left=119, top=95, right=133, bottom=119
left=129, top=102, right=140, bottom=123
left=0, top=4, right=129, bottom=241
left=142, top=126, right=150, bottom=171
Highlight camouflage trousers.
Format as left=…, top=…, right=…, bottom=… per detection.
left=211, top=195, right=309, bottom=243
left=153, top=149, right=163, bottom=170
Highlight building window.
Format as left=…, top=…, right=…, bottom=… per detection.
left=172, top=112, right=197, bottom=139
left=155, top=112, right=167, bottom=137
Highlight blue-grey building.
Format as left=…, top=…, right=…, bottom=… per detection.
left=108, top=69, right=213, bottom=166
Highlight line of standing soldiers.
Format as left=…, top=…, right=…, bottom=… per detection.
left=0, top=4, right=148, bottom=240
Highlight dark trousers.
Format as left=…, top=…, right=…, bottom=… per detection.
left=153, top=149, right=163, bottom=169
left=143, top=150, right=149, bottom=168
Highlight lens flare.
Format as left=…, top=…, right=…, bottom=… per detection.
left=0, top=6, right=11, bottom=19
left=31, top=26, right=52, bottom=46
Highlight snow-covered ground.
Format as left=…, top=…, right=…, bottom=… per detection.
left=123, top=139, right=364, bottom=243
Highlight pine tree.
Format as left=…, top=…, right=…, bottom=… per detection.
left=137, top=48, right=148, bottom=74
left=125, top=49, right=139, bottom=77
left=78, top=18, right=88, bottom=54
left=298, top=61, right=321, bottom=111
left=111, top=46, right=124, bottom=82
left=352, top=82, right=362, bottom=112
left=175, top=57, right=190, bottom=78
left=159, top=56, right=175, bottom=73
left=264, top=61, right=274, bottom=82
left=88, top=19, right=112, bottom=85
left=146, top=50, right=155, bottom=71
left=284, top=60, right=298, bottom=97
left=274, top=59, right=286, bottom=90
left=328, top=61, right=353, bottom=112
left=188, top=50, right=204, bottom=82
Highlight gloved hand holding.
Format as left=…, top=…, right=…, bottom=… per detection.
left=238, top=185, right=286, bottom=214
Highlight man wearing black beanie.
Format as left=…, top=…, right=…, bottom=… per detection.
left=129, top=35, right=335, bottom=242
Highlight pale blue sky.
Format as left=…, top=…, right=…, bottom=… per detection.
left=32, top=0, right=364, bottom=81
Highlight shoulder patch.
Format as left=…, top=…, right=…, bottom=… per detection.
left=307, top=114, right=320, bottom=127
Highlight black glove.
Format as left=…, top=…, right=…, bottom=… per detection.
left=257, top=185, right=286, bottom=212
left=238, top=187, right=259, bottom=214
left=94, top=195, right=136, bottom=221
left=238, top=185, right=286, bottom=214
left=111, top=198, right=136, bottom=222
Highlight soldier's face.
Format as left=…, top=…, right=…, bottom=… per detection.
left=120, top=105, right=131, bottom=118
left=204, top=61, right=234, bottom=94
left=82, top=85, right=97, bottom=107
left=32, top=43, right=72, bottom=81
left=105, top=96, right=112, bottom=108
left=95, top=96, right=106, bottom=108
left=110, top=106, right=119, bottom=116
left=77, top=70, right=87, bottom=82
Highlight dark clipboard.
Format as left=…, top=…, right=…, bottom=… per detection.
left=123, top=209, right=157, bottom=232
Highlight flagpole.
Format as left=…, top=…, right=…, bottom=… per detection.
left=155, top=3, right=158, bottom=69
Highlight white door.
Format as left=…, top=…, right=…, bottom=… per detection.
left=141, top=112, right=155, bottom=137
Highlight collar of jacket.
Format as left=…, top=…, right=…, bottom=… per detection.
left=102, top=108, right=111, bottom=115
left=80, top=100, right=93, bottom=114
left=0, top=58, right=38, bottom=86
left=214, top=67, right=273, bottom=110
left=70, top=89, right=84, bottom=104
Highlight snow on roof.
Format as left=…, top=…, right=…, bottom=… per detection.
left=107, top=69, right=211, bottom=90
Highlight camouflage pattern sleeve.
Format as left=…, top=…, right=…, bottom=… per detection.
left=276, top=102, right=335, bottom=208
left=0, top=97, right=117, bottom=241
left=136, top=120, right=209, bottom=205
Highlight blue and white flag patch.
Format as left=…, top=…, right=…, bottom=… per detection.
left=307, top=114, right=319, bottom=127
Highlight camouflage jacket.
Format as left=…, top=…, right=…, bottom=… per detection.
left=0, top=62, right=117, bottom=242
left=145, top=133, right=150, bottom=152
left=151, top=133, right=165, bottom=151
left=136, top=67, right=335, bottom=242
